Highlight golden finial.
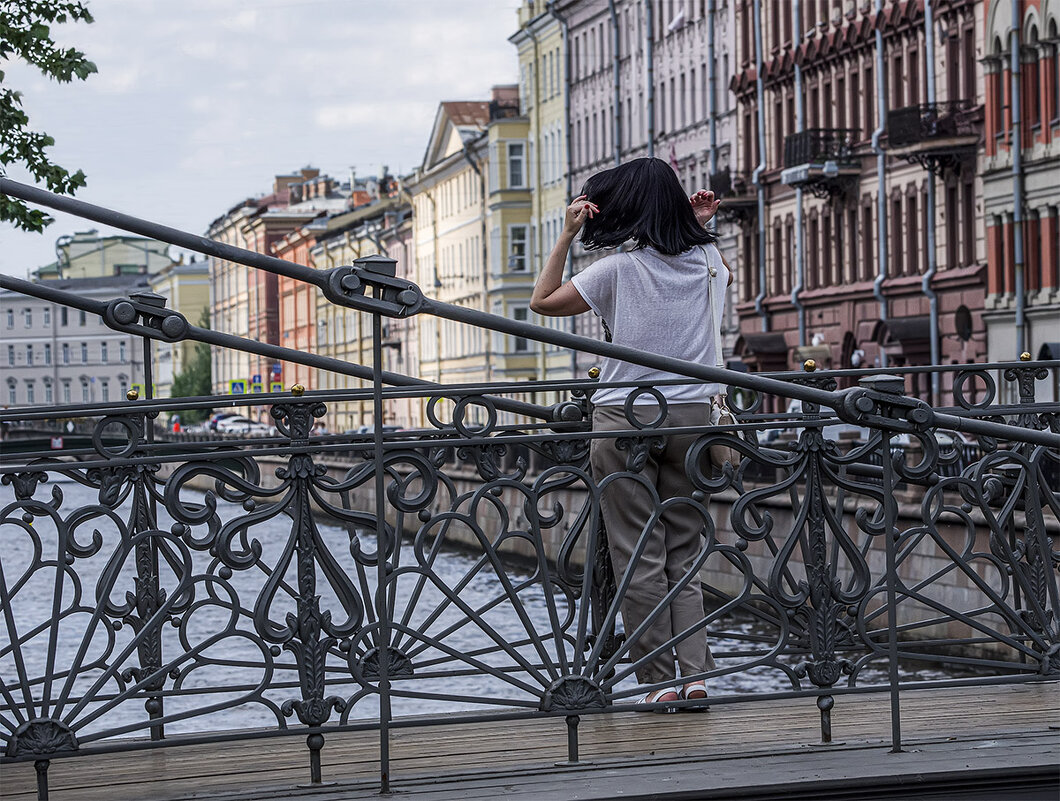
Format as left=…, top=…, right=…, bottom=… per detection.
left=1019, top=352, right=1031, bottom=362
left=291, top=384, right=305, bottom=397
left=126, top=389, right=139, bottom=401
left=587, top=367, right=601, bottom=379
left=803, top=359, right=817, bottom=372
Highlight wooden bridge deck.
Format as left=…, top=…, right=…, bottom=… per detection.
left=2, top=682, right=1058, bottom=800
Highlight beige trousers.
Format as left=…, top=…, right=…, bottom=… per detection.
left=590, top=403, right=717, bottom=685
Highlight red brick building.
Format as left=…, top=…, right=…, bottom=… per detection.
left=731, top=0, right=987, bottom=406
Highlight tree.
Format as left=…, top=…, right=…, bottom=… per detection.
left=170, top=312, right=213, bottom=423
left=1, top=1, right=97, bottom=232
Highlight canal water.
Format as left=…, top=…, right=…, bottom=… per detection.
left=1, top=478, right=968, bottom=737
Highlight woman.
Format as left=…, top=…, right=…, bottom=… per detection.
left=530, top=157, right=731, bottom=709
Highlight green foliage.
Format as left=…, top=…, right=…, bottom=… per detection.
left=0, top=1, right=97, bottom=232
left=170, top=312, right=213, bottom=423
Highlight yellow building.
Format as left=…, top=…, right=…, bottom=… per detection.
left=311, top=195, right=419, bottom=432
left=403, top=87, right=537, bottom=422
left=33, top=230, right=173, bottom=280
left=148, top=259, right=211, bottom=399
left=510, top=2, right=576, bottom=399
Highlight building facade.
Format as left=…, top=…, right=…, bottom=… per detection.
left=551, top=0, right=742, bottom=374
left=310, top=195, right=417, bottom=432
left=731, top=0, right=988, bottom=406
left=207, top=168, right=350, bottom=412
left=33, top=230, right=173, bottom=281
left=404, top=88, right=537, bottom=421
left=1, top=275, right=150, bottom=408
left=982, top=0, right=1060, bottom=402
left=147, top=259, right=211, bottom=399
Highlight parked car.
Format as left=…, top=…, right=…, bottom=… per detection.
left=216, top=416, right=270, bottom=435
left=208, top=412, right=241, bottom=431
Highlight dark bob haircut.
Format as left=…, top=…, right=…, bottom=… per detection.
left=578, top=157, right=717, bottom=255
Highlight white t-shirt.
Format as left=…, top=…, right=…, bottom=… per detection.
left=571, top=243, right=729, bottom=407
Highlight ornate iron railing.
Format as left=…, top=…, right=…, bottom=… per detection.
left=783, top=128, right=861, bottom=169
left=886, top=100, right=979, bottom=149
left=1, top=179, right=1058, bottom=801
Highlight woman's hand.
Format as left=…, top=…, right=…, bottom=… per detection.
left=690, top=190, right=721, bottom=226
left=564, top=195, right=598, bottom=235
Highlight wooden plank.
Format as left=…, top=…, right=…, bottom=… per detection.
left=1, top=683, right=1056, bottom=801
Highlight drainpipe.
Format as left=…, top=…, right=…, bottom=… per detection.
left=707, top=0, right=718, bottom=215
left=609, top=0, right=622, bottom=165
left=791, top=0, right=806, bottom=347
left=871, top=0, right=889, bottom=367
left=645, top=1, right=655, bottom=159
left=923, top=0, right=940, bottom=401
left=751, top=0, right=768, bottom=331
left=1010, top=0, right=1026, bottom=356
left=526, top=22, right=547, bottom=385
left=547, top=0, right=579, bottom=378
left=462, top=138, right=491, bottom=381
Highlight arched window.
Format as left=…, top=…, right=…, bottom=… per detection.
left=1027, top=24, right=1041, bottom=134
left=1050, top=20, right=1060, bottom=127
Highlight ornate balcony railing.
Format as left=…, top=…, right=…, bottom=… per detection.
left=886, top=100, right=979, bottom=150
left=0, top=179, right=1058, bottom=801
left=782, top=128, right=860, bottom=170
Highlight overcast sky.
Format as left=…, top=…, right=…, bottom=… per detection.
left=0, top=0, right=521, bottom=277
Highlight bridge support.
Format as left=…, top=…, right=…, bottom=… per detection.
left=555, top=715, right=586, bottom=767
left=34, top=759, right=49, bottom=801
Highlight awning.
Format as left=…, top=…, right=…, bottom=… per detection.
left=876, top=316, right=930, bottom=345
left=736, top=332, right=789, bottom=355
left=1038, top=342, right=1060, bottom=361
left=791, top=345, right=833, bottom=367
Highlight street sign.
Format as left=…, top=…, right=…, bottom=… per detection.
left=50, top=437, right=63, bottom=450
left=269, top=382, right=284, bottom=393
left=251, top=383, right=264, bottom=393
left=252, top=374, right=261, bottom=383
left=271, top=363, right=282, bottom=375
left=229, top=380, right=247, bottom=394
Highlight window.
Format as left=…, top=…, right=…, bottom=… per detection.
left=81, top=342, right=88, bottom=363
left=120, top=380, right=128, bottom=398
left=43, top=307, right=50, bottom=326
left=62, top=343, right=69, bottom=364
left=120, top=341, right=127, bottom=363
left=6, top=345, right=13, bottom=366
left=26, top=382, right=34, bottom=405
left=5, top=309, right=12, bottom=328
left=60, top=307, right=67, bottom=326
left=81, top=380, right=89, bottom=403
left=23, top=308, right=31, bottom=328
left=7, top=383, right=15, bottom=406
left=512, top=306, right=530, bottom=352
left=62, top=381, right=71, bottom=404
left=25, top=345, right=33, bottom=366
left=79, top=310, right=86, bottom=326
left=101, top=342, right=108, bottom=364
left=101, top=381, right=109, bottom=403
left=44, top=381, right=53, bottom=404
left=44, top=344, right=51, bottom=365
left=507, top=143, right=525, bottom=188
left=508, top=226, right=528, bottom=271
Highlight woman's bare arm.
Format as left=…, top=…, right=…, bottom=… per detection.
left=530, top=196, right=596, bottom=317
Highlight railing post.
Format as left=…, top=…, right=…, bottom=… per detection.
left=34, top=759, right=50, bottom=801
left=362, top=254, right=395, bottom=794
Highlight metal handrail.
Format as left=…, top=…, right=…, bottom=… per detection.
left=2, top=180, right=1057, bottom=449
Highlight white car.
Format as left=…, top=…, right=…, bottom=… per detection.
left=216, top=416, right=270, bottom=436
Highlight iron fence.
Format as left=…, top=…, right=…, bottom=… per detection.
left=0, top=179, right=1058, bottom=801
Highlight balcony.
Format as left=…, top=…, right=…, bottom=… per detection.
left=780, top=129, right=861, bottom=198
left=886, top=101, right=980, bottom=177
left=710, top=168, right=757, bottom=224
